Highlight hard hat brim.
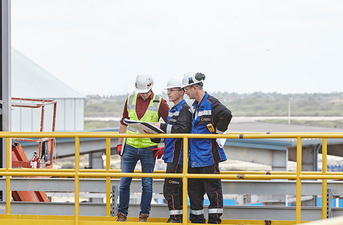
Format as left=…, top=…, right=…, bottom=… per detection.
left=181, top=84, right=191, bottom=88
left=164, top=86, right=182, bottom=90
left=135, top=87, right=152, bottom=93
left=182, top=80, right=203, bottom=88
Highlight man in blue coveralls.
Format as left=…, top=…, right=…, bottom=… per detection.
left=182, top=72, right=232, bottom=224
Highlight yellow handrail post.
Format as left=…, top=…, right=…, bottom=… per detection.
left=322, top=138, right=328, bottom=219
left=75, top=136, right=80, bottom=225
left=6, top=138, right=10, bottom=215
left=182, top=136, right=188, bottom=224
left=106, top=138, right=111, bottom=217
left=296, top=137, right=302, bottom=224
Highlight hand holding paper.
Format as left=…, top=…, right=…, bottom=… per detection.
left=123, top=119, right=164, bottom=134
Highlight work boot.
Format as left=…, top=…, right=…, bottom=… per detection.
left=139, top=214, right=149, bottom=222
left=167, top=215, right=182, bottom=223
left=117, top=213, right=127, bottom=222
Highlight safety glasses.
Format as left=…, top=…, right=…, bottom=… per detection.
left=183, top=85, right=194, bottom=91
left=167, top=88, right=182, bottom=92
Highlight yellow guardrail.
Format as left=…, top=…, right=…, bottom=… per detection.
left=1, top=131, right=343, bottom=225
left=304, top=215, right=343, bottom=225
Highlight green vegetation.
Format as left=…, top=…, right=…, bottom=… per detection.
left=84, top=92, right=343, bottom=129
left=84, top=121, right=120, bottom=130
left=85, top=94, right=126, bottom=117
left=215, top=92, right=343, bottom=116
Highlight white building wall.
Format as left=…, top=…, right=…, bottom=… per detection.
left=55, top=98, right=84, bottom=131
left=64, top=99, right=74, bottom=131
left=11, top=106, right=21, bottom=131
left=12, top=100, right=43, bottom=132
left=74, top=98, right=85, bottom=130
left=11, top=98, right=84, bottom=132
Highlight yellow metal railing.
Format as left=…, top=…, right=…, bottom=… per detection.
left=1, top=132, right=343, bottom=225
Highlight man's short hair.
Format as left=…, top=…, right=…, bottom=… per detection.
left=194, top=82, right=203, bottom=90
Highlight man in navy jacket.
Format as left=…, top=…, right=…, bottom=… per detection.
left=182, top=72, right=232, bottom=224
left=151, top=76, right=192, bottom=223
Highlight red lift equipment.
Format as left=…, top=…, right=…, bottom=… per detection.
left=11, top=97, right=57, bottom=202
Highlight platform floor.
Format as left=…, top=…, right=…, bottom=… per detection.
left=0, top=215, right=305, bottom=225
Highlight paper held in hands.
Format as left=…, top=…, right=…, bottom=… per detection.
left=216, top=137, right=227, bottom=148
left=123, top=119, right=164, bottom=134
left=216, top=132, right=227, bottom=148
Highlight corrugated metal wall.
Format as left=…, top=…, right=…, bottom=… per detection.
left=56, top=98, right=84, bottom=131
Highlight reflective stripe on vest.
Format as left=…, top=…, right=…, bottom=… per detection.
left=126, top=93, right=161, bottom=148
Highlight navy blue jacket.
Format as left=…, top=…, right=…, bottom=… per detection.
left=159, top=99, right=192, bottom=165
left=189, top=92, right=232, bottom=168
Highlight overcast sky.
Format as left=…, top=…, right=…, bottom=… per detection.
left=10, top=0, right=343, bottom=96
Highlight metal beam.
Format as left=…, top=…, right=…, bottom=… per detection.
left=0, top=202, right=342, bottom=221
left=0, top=0, right=11, bottom=203
left=2, top=178, right=343, bottom=195
left=18, top=138, right=118, bottom=159
left=225, top=146, right=287, bottom=171
left=1, top=178, right=343, bottom=220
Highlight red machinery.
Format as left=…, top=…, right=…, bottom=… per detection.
left=11, top=142, right=50, bottom=202
left=11, top=97, right=57, bottom=202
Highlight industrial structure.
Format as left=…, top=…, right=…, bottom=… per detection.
left=11, top=48, right=85, bottom=132
left=1, top=1, right=343, bottom=225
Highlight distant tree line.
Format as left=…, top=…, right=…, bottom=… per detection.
left=214, top=92, right=343, bottom=116
left=84, top=92, right=343, bottom=129
left=86, top=92, right=343, bottom=117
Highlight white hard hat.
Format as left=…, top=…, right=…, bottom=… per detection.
left=165, top=76, right=183, bottom=89
left=135, top=73, right=154, bottom=93
left=182, top=72, right=206, bottom=88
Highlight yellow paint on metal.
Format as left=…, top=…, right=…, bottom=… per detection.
left=75, top=136, right=80, bottom=225
left=1, top=131, right=343, bottom=224
left=6, top=138, right=10, bottom=215
left=296, top=137, right=302, bottom=224
left=0, top=214, right=306, bottom=225
left=106, top=138, right=111, bottom=217
left=301, top=215, right=343, bottom=225
left=182, top=137, right=188, bottom=224
left=322, top=138, right=328, bottom=220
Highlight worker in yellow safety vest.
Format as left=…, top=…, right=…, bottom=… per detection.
left=116, top=73, right=169, bottom=222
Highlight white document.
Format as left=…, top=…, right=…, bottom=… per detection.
left=123, top=119, right=164, bottom=134
left=216, top=132, right=227, bottom=148
left=121, top=138, right=126, bottom=155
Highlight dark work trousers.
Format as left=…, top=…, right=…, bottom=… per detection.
left=188, top=164, right=223, bottom=224
left=164, top=162, right=183, bottom=219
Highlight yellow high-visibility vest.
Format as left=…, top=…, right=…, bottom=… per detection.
left=125, top=93, right=161, bottom=148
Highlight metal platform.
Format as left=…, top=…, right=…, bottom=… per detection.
left=1, top=178, right=343, bottom=221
